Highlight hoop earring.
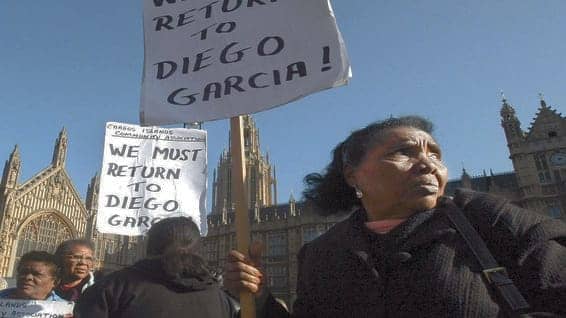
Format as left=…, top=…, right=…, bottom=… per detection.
left=354, top=187, right=363, bottom=199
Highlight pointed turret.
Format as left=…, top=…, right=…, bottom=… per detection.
left=539, top=93, right=548, bottom=109
left=289, top=192, right=296, bottom=216
left=253, top=200, right=260, bottom=223
left=221, top=198, right=228, bottom=224
left=241, top=115, right=261, bottom=157
left=85, top=174, right=100, bottom=238
left=85, top=174, right=100, bottom=211
left=1, top=145, right=21, bottom=191
left=0, top=145, right=21, bottom=217
left=272, top=166, right=278, bottom=205
left=52, top=128, right=68, bottom=167
left=289, top=192, right=296, bottom=203
left=500, top=94, right=524, bottom=143
left=211, top=168, right=217, bottom=213
left=211, top=115, right=276, bottom=215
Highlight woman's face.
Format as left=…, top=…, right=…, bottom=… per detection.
left=15, top=261, right=57, bottom=300
left=346, top=126, right=448, bottom=221
left=62, top=245, right=94, bottom=282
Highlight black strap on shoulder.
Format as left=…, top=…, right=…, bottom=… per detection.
left=440, top=197, right=531, bottom=317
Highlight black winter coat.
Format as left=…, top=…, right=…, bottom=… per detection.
left=262, top=189, right=566, bottom=317
left=74, top=258, right=239, bottom=318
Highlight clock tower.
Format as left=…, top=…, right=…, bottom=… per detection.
left=501, top=95, right=566, bottom=219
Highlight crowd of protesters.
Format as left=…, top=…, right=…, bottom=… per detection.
left=1, top=116, right=565, bottom=318
left=0, top=216, right=236, bottom=318
left=0, top=239, right=98, bottom=304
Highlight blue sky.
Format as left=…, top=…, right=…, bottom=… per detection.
left=2, top=1, right=566, bottom=210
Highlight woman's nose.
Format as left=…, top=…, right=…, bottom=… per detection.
left=416, top=154, right=437, bottom=173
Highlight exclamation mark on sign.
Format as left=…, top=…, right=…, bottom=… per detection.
left=321, top=46, right=331, bottom=72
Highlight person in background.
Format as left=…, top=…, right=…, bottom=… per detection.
left=225, top=115, right=566, bottom=317
left=0, top=251, right=63, bottom=301
left=74, top=217, right=239, bottom=318
left=54, top=239, right=96, bottom=301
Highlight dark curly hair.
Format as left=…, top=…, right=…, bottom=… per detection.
left=303, top=115, right=434, bottom=215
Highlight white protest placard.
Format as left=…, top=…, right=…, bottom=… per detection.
left=140, top=0, right=351, bottom=125
left=96, top=122, right=207, bottom=236
left=0, top=299, right=73, bottom=318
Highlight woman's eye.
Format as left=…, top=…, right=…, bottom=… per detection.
left=392, top=150, right=410, bottom=157
left=429, top=152, right=441, bottom=160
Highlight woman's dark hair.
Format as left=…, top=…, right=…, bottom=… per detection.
left=147, top=217, right=216, bottom=280
left=54, top=239, right=95, bottom=267
left=303, top=115, right=434, bottom=215
left=18, top=251, right=60, bottom=279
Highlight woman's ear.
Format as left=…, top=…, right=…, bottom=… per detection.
left=343, top=164, right=357, bottom=188
left=50, top=275, right=59, bottom=290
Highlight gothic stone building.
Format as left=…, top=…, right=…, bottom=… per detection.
left=203, top=116, right=345, bottom=307
left=446, top=96, right=566, bottom=220
left=0, top=129, right=143, bottom=277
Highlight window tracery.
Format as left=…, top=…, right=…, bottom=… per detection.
left=15, top=213, right=73, bottom=262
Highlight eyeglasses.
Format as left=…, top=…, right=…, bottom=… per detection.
left=65, top=254, right=95, bottom=263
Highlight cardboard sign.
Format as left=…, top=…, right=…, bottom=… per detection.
left=96, top=122, right=207, bottom=235
left=0, top=299, right=73, bottom=318
left=140, top=0, right=351, bottom=124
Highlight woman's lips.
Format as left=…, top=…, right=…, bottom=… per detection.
left=412, top=179, right=439, bottom=193
left=417, top=184, right=439, bottom=193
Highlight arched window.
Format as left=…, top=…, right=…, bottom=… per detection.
left=15, top=213, right=73, bottom=263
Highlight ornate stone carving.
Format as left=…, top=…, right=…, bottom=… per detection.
left=16, top=213, right=73, bottom=258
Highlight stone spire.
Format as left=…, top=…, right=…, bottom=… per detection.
left=289, top=191, right=296, bottom=216
left=85, top=174, right=100, bottom=211
left=539, top=92, right=548, bottom=109
left=52, top=128, right=68, bottom=167
left=272, top=166, right=278, bottom=205
left=211, top=168, right=217, bottom=213
left=500, top=94, right=523, bottom=143
left=85, top=174, right=100, bottom=238
left=211, top=115, right=277, bottom=217
left=1, top=145, right=21, bottom=192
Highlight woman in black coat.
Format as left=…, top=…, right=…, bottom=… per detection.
left=74, top=217, right=239, bottom=318
left=225, top=115, right=566, bottom=317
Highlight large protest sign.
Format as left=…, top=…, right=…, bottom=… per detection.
left=0, top=299, right=73, bottom=318
left=140, top=0, right=351, bottom=125
left=96, top=122, right=207, bottom=236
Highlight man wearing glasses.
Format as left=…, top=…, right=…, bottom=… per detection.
left=54, top=239, right=96, bottom=301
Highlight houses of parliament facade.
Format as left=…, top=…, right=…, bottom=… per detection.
left=1, top=97, right=565, bottom=305
left=0, top=129, right=144, bottom=277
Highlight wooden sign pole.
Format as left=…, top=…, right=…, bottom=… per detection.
left=230, top=115, right=256, bottom=318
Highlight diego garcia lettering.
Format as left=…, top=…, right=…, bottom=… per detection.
left=167, top=61, right=306, bottom=106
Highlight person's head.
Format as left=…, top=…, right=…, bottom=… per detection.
left=147, top=217, right=213, bottom=279
left=54, top=239, right=95, bottom=283
left=303, top=116, right=448, bottom=220
left=15, top=251, right=59, bottom=300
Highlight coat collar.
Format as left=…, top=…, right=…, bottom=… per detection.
left=342, top=206, right=457, bottom=262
